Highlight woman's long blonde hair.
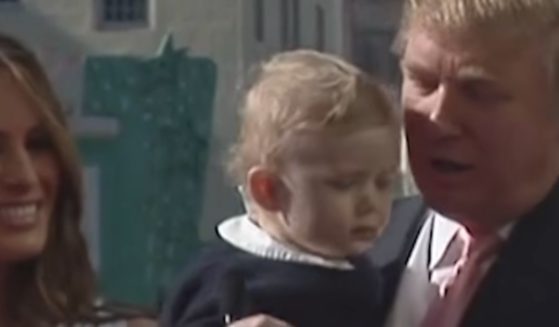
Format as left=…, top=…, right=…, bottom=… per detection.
left=0, top=33, right=96, bottom=325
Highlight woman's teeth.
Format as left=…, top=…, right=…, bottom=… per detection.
left=0, top=204, right=38, bottom=226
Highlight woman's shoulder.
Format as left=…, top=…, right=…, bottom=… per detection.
left=68, top=321, right=127, bottom=327
left=61, top=299, right=158, bottom=327
left=97, top=318, right=158, bottom=326
left=63, top=317, right=158, bottom=327
left=64, top=319, right=157, bottom=326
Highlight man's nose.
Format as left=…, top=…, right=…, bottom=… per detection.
left=423, top=84, right=463, bottom=137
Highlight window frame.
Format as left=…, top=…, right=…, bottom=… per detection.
left=95, top=0, right=151, bottom=31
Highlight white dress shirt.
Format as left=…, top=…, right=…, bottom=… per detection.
left=384, top=212, right=513, bottom=327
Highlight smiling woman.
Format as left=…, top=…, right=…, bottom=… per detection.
left=0, top=34, right=157, bottom=326
left=0, top=33, right=95, bottom=326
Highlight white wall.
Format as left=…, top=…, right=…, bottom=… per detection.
left=0, top=0, right=352, bottom=241
left=241, top=0, right=352, bottom=64
left=0, top=0, right=247, bottom=239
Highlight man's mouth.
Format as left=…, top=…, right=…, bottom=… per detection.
left=431, top=159, right=474, bottom=173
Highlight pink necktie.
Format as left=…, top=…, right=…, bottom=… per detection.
left=421, top=228, right=502, bottom=327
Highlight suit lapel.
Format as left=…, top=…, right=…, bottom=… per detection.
left=373, top=196, right=429, bottom=325
left=462, top=182, right=559, bottom=326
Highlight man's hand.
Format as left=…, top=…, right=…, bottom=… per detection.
left=228, top=314, right=294, bottom=327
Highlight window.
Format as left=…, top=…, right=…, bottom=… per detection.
left=315, top=4, right=325, bottom=51
left=291, top=0, right=300, bottom=48
left=254, top=0, right=265, bottom=42
left=354, top=30, right=401, bottom=84
left=280, top=0, right=300, bottom=50
left=98, top=0, right=149, bottom=30
left=280, top=0, right=289, bottom=49
left=0, top=0, right=20, bottom=6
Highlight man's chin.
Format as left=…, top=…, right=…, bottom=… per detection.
left=423, top=191, right=484, bottom=220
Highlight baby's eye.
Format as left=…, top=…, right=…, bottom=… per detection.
left=326, top=178, right=357, bottom=191
left=375, top=173, right=397, bottom=191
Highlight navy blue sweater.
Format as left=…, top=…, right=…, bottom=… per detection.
left=161, top=240, right=384, bottom=327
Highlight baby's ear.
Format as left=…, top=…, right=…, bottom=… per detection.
left=247, top=166, right=285, bottom=212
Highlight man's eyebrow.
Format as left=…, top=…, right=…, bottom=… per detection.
left=400, top=59, right=433, bottom=76
left=455, top=65, right=496, bottom=82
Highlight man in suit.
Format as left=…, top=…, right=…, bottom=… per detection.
left=379, top=0, right=559, bottom=326
left=226, top=0, right=559, bottom=326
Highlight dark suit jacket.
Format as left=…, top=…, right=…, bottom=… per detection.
left=374, top=183, right=559, bottom=327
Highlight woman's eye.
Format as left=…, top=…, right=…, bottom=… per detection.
left=26, top=130, right=54, bottom=153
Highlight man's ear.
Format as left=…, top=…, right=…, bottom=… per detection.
left=247, top=166, right=285, bottom=212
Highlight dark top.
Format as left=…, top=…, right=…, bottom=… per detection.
left=161, top=240, right=384, bottom=327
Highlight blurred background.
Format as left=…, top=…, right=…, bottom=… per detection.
left=0, top=0, right=415, bottom=309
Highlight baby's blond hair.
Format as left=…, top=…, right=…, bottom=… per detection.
left=228, top=49, right=399, bottom=185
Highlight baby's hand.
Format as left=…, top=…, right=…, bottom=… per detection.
left=228, top=314, right=293, bottom=327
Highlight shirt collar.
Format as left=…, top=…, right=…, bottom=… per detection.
left=429, top=211, right=515, bottom=270
left=217, top=214, right=354, bottom=270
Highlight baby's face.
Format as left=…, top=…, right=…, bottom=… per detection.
left=277, top=126, right=400, bottom=258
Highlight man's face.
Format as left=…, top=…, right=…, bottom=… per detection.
left=277, top=127, right=399, bottom=258
left=401, top=27, right=559, bottom=230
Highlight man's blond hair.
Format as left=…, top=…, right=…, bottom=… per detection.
left=394, top=0, right=559, bottom=98
left=228, top=49, right=399, bottom=185
left=395, top=0, right=559, bottom=53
